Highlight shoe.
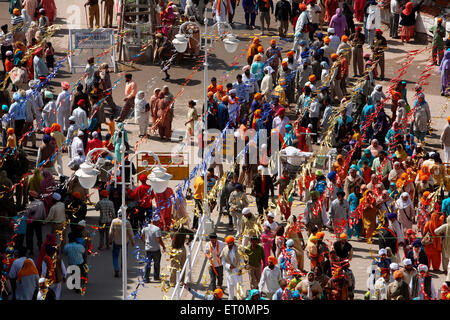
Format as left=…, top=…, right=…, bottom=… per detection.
left=144, top=278, right=150, bottom=283
left=114, top=270, right=119, bottom=277
left=154, top=278, right=161, bottom=282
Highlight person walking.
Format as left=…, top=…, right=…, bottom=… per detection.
left=371, top=29, right=387, bottom=80
left=220, top=236, right=243, bottom=300
left=141, top=215, right=166, bottom=282
left=205, top=233, right=225, bottom=290
left=101, top=0, right=114, bottom=28
left=255, top=0, right=273, bottom=35
left=117, top=73, right=137, bottom=122
left=84, top=0, right=100, bottom=29
left=429, top=18, right=445, bottom=66
left=109, top=209, right=135, bottom=277
left=95, top=189, right=115, bottom=250
left=389, top=0, right=401, bottom=38
left=245, top=236, right=265, bottom=289
left=349, top=27, right=365, bottom=77
left=274, top=0, right=291, bottom=38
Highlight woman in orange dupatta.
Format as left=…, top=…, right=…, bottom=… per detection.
left=247, top=37, right=261, bottom=65
left=423, top=212, right=444, bottom=271
left=16, top=259, right=39, bottom=300
left=361, top=190, right=377, bottom=243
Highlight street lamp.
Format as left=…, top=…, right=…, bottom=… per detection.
left=74, top=128, right=164, bottom=300
left=173, top=13, right=239, bottom=227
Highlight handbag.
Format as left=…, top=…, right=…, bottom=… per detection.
left=421, top=231, right=433, bottom=246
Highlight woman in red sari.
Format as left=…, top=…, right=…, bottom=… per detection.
left=40, top=0, right=56, bottom=25
left=324, top=0, right=338, bottom=23
left=354, top=0, right=365, bottom=22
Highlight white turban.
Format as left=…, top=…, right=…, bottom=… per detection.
left=378, top=248, right=387, bottom=256
left=402, top=258, right=412, bottom=266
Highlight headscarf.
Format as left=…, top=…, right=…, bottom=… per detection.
left=402, top=2, right=413, bottom=15
left=246, top=289, right=260, bottom=300
left=417, top=165, right=431, bottom=182
left=252, top=109, right=262, bottom=129
left=333, top=154, right=344, bottom=172
left=359, top=149, right=375, bottom=167
left=439, top=49, right=450, bottom=74
left=28, top=168, right=43, bottom=193
left=36, top=233, right=57, bottom=274
left=395, top=145, right=407, bottom=162
left=284, top=124, right=295, bottom=146
left=396, top=192, right=412, bottom=209
left=305, top=271, right=315, bottom=300
left=17, top=259, right=38, bottom=283
left=40, top=170, right=55, bottom=193
left=421, top=191, right=432, bottom=206
left=427, top=212, right=442, bottom=250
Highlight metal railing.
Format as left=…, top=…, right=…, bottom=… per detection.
left=170, top=214, right=206, bottom=300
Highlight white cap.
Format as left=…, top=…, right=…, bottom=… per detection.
left=389, top=262, right=399, bottom=271
left=286, top=239, right=294, bottom=247
left=242, top=207, right=251, bottom=215
left=39, top=278, right=46, bottom=284
left=402, top=258, right=412, bottom=266
left=77, top=130, right=84, bottom=137
left=78, top=220, right=86, bottom=226
left=267, top=212, right=274, bottom=218
left=308, top=123, right=313, bottom=129
left=92, top=131, right=98, bottom=138
left=327, top=27, right=335, bottom=34
left=69, top=115, right=76, bottom=121
left=378, top=248, right=387, bottom=256
left=258, top=165, right=264, bottom=171
left=264, top=66, right=274, bottom=74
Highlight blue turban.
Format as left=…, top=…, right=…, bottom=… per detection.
left=327, top=171, right=337, bottom=181
left=387, top=212, right=397, bottom=220
left=42, top=134, right=51, bottom=144
left=317, top=32, right=323, bottom=39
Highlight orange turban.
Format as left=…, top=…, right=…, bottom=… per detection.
left=217, top=84, right=223, bottom=92
left=331, top=53, right=338, bottom=60
left=268, top=256, right=278, bottom=265
left=316, top=232, right=325, bottom=239
left=287, top=50, right=295, bottom=58
left=341, top=35, right=348, bottom=42
left=214, top=288, right=223, bottom=298
left=254, top=54, right=262, bottom=61
left=339, top=233, right=348, bottom=239
left=51, top=123, right=61, bottom=132
left=257, top=46, right=264, bottom=53
left=72, top=192, right=81, bottom=199
left=299, top=3, right=307, bottom=11
left=225, top=236, right=235, bottom=244
left=393, top=270, right=403, bottom=280
left=324, top=36, right=330, bottom=44
left=281, top=60, right=288, bottom=67
left=221, top=96, right=228, bottom=103
left=207, top=91, right=214, bottom=98
left=270, top=39, right=276, bottom=45
left=254, top=92, right=262, bottom=100
left=253, top=37, right=260, bottom=44
left=7, top=128, right=14, bottom=134
left=447, top=115, right=450, bottom=123
left=308, top=74, right=316, bottom=82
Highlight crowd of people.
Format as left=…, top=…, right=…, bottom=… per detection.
left=0, top=0, right=449, bottom=302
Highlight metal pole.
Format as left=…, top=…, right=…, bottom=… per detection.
left=120, top=125, right=127, bottom=300
left=203, top=10, right=209, bottom=221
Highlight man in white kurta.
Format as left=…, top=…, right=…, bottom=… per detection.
left=72, top=104, right=88, bottom=130
left=56, top=82, right=72, bottom=134
left=220, top=237, right=243, bottom=300
left=71, top=131, right=85, bottom=160
left=212, top=0, right=233, bottom=35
